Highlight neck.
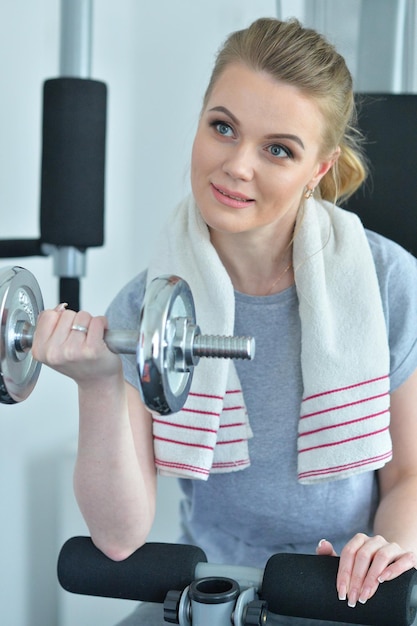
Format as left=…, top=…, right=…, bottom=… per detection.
left=210, top=227, right=295, bottom=296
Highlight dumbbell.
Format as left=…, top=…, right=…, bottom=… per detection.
left=0, top=266, right=255, bottom=414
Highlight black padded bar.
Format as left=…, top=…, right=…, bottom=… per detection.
left=59, top=277, right=80, bottom=311
left=262, top=553, right=417, bottom=626
left=0, top=239, right=45, bottom=257
left=345, top=94, right=417, bottom=256
left=58, top=537, right=207, bottom=604
left=57, top=538, right=417, bottom=625
left=40, top=77, right=107, bottom=248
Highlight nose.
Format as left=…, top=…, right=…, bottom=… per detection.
left=222, top=143, right=255, bottom=181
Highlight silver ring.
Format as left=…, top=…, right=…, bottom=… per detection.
left=71, top=324, right=88, bottom=334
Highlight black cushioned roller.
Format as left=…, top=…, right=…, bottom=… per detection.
left=262, top=553, right=417, bottom=625
left=58, top=536, right=207, bottom=604
left=40, top=77, right=106, bottom=248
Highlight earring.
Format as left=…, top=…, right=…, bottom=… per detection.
left=304, top=187, right=315, bottom=199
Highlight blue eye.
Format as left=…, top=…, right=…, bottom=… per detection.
left=268, top=144, right=292, bottom=158
left=212, top=121, right=234, bottom=137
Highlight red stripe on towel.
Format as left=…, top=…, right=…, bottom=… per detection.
left=300, top=392, right=389, bottom=420
left=223, top=405, right=246, bottom=411
left=298, top=450, right=392, bottom=481
left=182, top=407, right=221, bottom=417
left=153, top=418, right=217, bottom=434
left=298, top=425, right=390, bottom=454
left=189, top=392, right=224, bottom=401
left=217, top=438, right=247, bottom=445
left=155, top=457, right=250, bottom=475
left=153, top=435, right=214, bottom=451
left=302, top=375, right=389, bottom=403
left=299, top=408, right=389, bottom=438
left=155, top=457, right=210, bottom=477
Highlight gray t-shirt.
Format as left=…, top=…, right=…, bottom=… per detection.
left=106, top=229, right=417, bottom=573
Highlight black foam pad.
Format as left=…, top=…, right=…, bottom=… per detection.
left=262, top=553, right=417, bottom=625
left=0, top=239, right=44, bottom=258
left=345, top=94, right=417, bottom=256
left=40, top=77, right=106, bottom=248
left=57, top=537, right=207, bottom=603
left=59, top=277, right=80, bottom=311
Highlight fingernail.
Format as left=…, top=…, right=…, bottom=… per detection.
left=359, top=588, right=371, bottom=604
left=317, top=538, right=327, bottom=548
left=55, top=303, right=68, bottom=313
left=338, top=584, right=347, bottom=601
left=348, top=591, right=358, bottom=608
left=378, top=571, right=391, bottom=584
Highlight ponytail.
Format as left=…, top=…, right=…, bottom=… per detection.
left=320, top=140, right=368, bottom=204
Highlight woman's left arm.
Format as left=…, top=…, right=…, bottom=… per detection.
left=318, top=367, right=417, bottom=607
left=374, top=366, right=417, bottom=563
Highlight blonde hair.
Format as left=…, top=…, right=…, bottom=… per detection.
left=203, top=18, right=367, bottom=204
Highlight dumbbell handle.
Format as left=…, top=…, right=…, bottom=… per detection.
left=13, top=320, right=255, bottom=362
left=13, top=321, right=138, bottom=355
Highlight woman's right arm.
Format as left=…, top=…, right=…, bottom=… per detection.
left=32, top=307, right=157, bottom=561
left=74, top=379, right=157, bottom=561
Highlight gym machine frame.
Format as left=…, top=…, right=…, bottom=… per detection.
left=58, top=536, right=417, bottom=626
left=0, top=0, right=105, bottom=311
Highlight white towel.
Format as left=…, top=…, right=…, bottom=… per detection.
left=294, top=198, right=392, bottom=483
left=147, top=194, right=392, bottom=483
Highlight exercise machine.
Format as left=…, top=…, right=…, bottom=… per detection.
left=58, top=536, right=417, bottom=626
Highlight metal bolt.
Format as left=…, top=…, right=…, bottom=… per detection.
left=193, top=334, right=255, bottom=360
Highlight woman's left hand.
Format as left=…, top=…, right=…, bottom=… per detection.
left=316, top=534, right=416, bottom=607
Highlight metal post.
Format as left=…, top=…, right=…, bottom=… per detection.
left=403, top=0, right=417, bottom=92
left=46, top=0, right=94, bottom=290
left=60, top=0, right=93, bottom=78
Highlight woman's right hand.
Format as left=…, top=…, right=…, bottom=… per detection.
left=31, top=304, right=123, bottom=387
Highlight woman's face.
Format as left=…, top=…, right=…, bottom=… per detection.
left=191, top=63, right=336, bottom=238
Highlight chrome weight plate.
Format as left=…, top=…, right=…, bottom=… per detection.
left=0, top=266, right=43, bottom=403
left=137, top=275, right=196, bottom=415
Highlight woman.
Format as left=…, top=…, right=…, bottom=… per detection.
left=33, top=18, right=417, bottom=625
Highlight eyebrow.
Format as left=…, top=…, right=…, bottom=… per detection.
left=266, top=133, right=305, bottom=150
left=208, top=105, right=305, bottom=150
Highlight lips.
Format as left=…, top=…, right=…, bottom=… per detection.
left=211, top=183, right=254, bottom=208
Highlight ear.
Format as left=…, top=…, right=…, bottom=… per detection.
left=309, top=146, right=341, bottom=189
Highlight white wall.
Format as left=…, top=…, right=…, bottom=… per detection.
left=3, top=2, right=415, bottom=624
left=0, top=2, right=278, bottom=625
